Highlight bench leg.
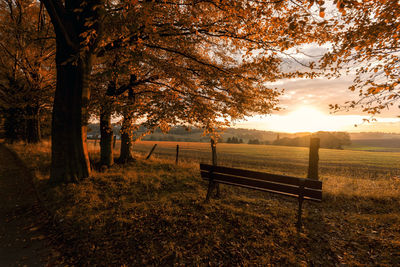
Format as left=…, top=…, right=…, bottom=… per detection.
left=296, top=197, right=304, bottom=231
left=215, top=183, right=221, bottom=198
left=205, top=180, right=215, bottom=202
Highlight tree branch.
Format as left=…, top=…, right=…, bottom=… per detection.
left=144, top=43, right=230, bottom=74
left=40, top=0, right=77, bottom=50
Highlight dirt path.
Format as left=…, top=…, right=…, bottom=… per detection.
left=0, top=144, right=54, bottom=266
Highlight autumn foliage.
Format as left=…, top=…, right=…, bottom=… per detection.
left=321, top=0, right=400, bottom=114
left=0, top=0, right=399, bottom=182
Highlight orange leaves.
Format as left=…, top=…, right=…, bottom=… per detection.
left=367, top=87, right=382, bottom=95
left=319, top=0, right=400, bottom=115
left=91, top=0, right=330, bottom=130
left=336, top=0, right=345, bottom=14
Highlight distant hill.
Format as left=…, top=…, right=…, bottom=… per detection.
left=349, top=132, right=400, bottom=140
left=87, top=124, right=400, bottom=149
left=351, top=139, right=400, bottom=148
left=272, top=132, right=351, bottom=149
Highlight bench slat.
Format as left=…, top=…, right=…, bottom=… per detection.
left=201, top=171, right=322, bottom=201
left=200, top=163, right=322, bottom=190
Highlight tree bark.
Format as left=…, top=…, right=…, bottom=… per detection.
left=100, top=105, right=113, bottom=167
left=118, top=113, right=135, bottom=163
left=25, top=106, right=41, bottom=144
left=41, top=0, right=104, bottom=184
left=49, top=41, right=92, bottom=183
left=4, top=108, right=24, bottom=143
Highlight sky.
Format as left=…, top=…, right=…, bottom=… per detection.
left=232, top=4, right=400, bottom=134
left=233, top=75, right=400, bottom=133
left=232, top=27, right=400, bottom=134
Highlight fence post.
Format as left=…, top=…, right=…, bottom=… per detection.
left=175, top=144, right=179, bottom=165
left=113, top=135, right=116, bottom=149
left=307, top=137, right=320, bottom=180
left=146, top=144, right=157, bottom=160
left=211, top=139, right=217, bottom=165
left=211, top=138, right=220, bottom=197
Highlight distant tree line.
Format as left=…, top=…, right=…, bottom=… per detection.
left=272, top=132, right=351, bottom=149
left=225, top=137, right=244, bottom=144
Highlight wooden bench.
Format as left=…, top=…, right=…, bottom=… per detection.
left=200, top=163, right=323, bottom=229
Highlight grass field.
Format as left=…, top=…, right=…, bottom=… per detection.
left=345, top=139, right=400, bottom=152
left=8, top=141, right=400, bottom=265
left=345, top=146, right=400, bottom=152
left=89, top=140, right=400, bottom=179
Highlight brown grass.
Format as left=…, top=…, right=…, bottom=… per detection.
left=9, top=141, right=400, bottom=266
left=88, top=140, right=400, bottom=180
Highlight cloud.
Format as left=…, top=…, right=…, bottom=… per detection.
left=271, top=75, right=398, bottom=118
left=234, top=113, right=400, bottom=133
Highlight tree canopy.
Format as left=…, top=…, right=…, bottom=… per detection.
left=0, top=0, right=55, bottom=143
left=3, top=0, right=398, bottom=183
left=96, top=0, right=325, bottom=133
left=321, top=0, right=400, bottom=115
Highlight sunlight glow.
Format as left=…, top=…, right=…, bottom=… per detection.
left=271, top=106, right=338, bottom=133
left=236, top=107, right=400, bottom=133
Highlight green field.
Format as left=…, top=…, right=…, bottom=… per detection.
left=89, top=140, right=400, bottom=179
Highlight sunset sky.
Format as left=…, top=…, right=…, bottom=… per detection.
left=231, top=5, right=400, bottom=135
left=235, top=75, right=400, bottom=133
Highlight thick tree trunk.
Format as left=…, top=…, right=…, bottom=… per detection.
left=100, top=105, right=113, bottom=167
left=118, top=113, right=135, bottom=163
left=25, top=106, right=40, bottom=144
left=4, top=108, right=24, bottom=143
left=49, top=42, right=92, bottom=183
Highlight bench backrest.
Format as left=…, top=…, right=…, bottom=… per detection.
left=200, top=163, right=322, bottom=202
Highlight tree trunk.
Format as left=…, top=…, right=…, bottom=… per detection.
left=49, top=42, right=92, bottom=183
left=118, top=113, right=135, bottom=163
left=25, top=106, right=40, bottom=144
left=100, top=105, right=113, bottom=167
left=4, top=108, right=24, bottom=143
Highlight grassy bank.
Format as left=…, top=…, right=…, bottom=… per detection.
left=10, top=141, right=400, bottom=266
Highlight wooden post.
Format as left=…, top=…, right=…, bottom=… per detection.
left=146, top=144, right=157, bottom=160
left=210, top=138, right=220, bottom=197
left=113, top=135, right=116, bottom=149
left=211, top=139, right=217, bottom=165
left=296, top=179, right=305, bottom=231
left=307, top=138, right=320, bottom=180
left=205, top=168, right=214, bottom=202
left=175, top=144, right=179, bottom=165
left=94, top=138, right=97, bottom=146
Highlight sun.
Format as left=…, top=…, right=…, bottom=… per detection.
left=273, top=106, right=339, bottom=133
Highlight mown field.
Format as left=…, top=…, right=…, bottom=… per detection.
left=89, top=140, right=400, bottom=179
left=9, top=141, right=400, bottom=265
left=344, top=139, right=400, bottom=152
